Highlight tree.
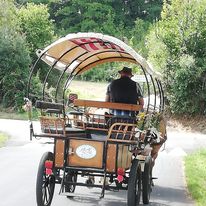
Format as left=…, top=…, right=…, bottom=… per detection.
left=0, top=0, right=31, bottom=110
left=50, top=1, right=117, bottom=36
left=130, top=18, right=151, bottom=57
left=18, top=2, right=55, bottom=55
left=18, top=2, right=60, bottom=89
left=147, top=0, right=206, bottom=114
left=111, top=0, right=163, bottom=27
left=47, top=0, right=163, bottom=38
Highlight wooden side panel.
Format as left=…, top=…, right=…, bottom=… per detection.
left=54, top=139, right=65, bottom=168
left=106, top=144, right=117, bottom=173
left=68, top=139, right=104, bottom=168
left=117, top=145, right=132, bottom=169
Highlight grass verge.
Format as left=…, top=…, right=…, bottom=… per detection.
left=0, top=133, right=9, bottom=147
left=0, top=105, right=40, bottom=121
left=185, top=149, right=206, bottom=206
left=0, top=110, right=29, bottom=120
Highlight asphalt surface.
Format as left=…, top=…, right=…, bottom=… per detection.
left=0, top=119, right=206, bottom=206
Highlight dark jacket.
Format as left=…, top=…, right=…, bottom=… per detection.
left=106, top=76, right=142, bottom=104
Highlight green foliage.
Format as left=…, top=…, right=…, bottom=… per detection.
left=52, top=1, right=117, bottom=36
left=147, top=0, right=206, bottom=114
left=111, top=0, right=163, bottom=28
left=29, top=73, right=43, bottom=99
left=18, top=2, right=55, bottom=55
left=18, top=2, right=59, bottom=93
left=0, top=31, right=31, bottom=110
left=0, top=0, right=58, bottom=111
left=0, top=0, right=20, bottom=31
left=77, top=63, right=118, bottom=82
left=0, top=0, right=31, bottom=111
left=130, top=18, right=151, bottom=57
left=45, top=0, right=163, bottom=38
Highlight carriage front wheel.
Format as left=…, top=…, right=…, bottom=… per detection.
left=127, top=159, right=142, bottom=206
left=36, top=152, right=55, bottom=206
left=142, top=156, right=153, bottom=204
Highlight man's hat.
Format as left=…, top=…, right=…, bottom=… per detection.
left=118, top=67, right=133, bottom=76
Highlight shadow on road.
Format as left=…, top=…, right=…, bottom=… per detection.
left=147, top=203, right=169, bottom=206
left=67, top=196, right=170, bottom=206
left=151, top=185, right=193, bottom=205
left=65, top=189, right=127, bottom=206
left=64, top=188, right=171, bottom=206
left=64, top=184, right=192, bottom=206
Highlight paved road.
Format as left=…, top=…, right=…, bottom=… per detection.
left=0, top=119, right=206, bottom=206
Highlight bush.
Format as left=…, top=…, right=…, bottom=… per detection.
left=147, top=0, right=206, bottom=114
left=0, top=31, right=31, bottom=110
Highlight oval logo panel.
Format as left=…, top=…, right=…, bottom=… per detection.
left=76, top=144, right=97, bottom=159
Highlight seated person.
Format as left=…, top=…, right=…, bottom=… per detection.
left=105, top=66, right=144, bottom=116
left=105, top=67, right=167, bottom=171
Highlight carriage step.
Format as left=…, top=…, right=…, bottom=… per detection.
left=152, top=177, right=158, bottom=180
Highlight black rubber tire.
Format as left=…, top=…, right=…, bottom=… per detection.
left=65, top=171, right=77, bottom=195
left=142, top=156, right=152, bottom=204
left=36, top=152, right=55, bottom=206
left=127, top=159, right=142, bottom=206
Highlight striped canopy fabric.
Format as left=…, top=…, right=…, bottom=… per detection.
left=37, top=33, right=160, bottom=78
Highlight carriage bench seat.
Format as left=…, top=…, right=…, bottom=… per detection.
left=72, top=99, right=142, bottom=133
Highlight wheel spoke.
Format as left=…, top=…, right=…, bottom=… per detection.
left=47, top=183, right=52, bottom=197
left=44, top=186, right=48, bottom=204
left=42, top=187, right=46, bottom=204
left=42, top=177, right=50, bottom=205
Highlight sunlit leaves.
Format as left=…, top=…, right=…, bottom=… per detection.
left=18, top=3, right=55, bottom=54
left=147, top=0, right=206, bottom=114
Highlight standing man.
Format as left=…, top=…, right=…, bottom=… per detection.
left=105, top=67, right=144, bottom=116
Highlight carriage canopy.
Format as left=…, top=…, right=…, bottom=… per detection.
left=28, top=32, right=164, bottom=113
left=36, top=32, right=160, bottom=77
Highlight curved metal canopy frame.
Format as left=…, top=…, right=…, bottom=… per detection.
left=27, top=32, right=164, bottom=114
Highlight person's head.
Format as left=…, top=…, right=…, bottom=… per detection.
left=118, top=67, right=133, bottom=78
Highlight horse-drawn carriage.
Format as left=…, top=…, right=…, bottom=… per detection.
left=26, top=33, right=166, bottom=206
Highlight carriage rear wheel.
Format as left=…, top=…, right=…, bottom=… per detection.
left=127, top=159, right=141, bottom=206
left=36, top=152, right=55, bottom=206
left=142, top=156, right=152, bottom=204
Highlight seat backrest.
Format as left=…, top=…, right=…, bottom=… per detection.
left=39, top=116, right=65, bottom=135
left=107, top=116, right=137, bottom=142
left=35, top=100, right=64, bottom=115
